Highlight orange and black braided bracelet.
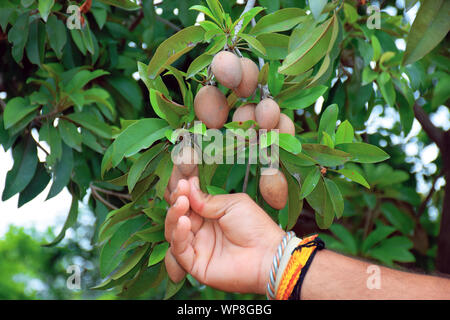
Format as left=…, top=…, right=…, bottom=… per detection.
left=275, top=234, right=325, bottom=300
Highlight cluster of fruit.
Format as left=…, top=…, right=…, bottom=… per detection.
left=174, top=50, right=292, bottom=210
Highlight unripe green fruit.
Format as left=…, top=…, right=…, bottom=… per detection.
left=194, top=85, right=229, bottom=129
left=255, top=98, right=280, bottom=130
left=233, top=57, right=259, bottom=98
left=211, top=51, right=242, bottom=89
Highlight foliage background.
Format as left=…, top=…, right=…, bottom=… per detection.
left=0, top=0, right=449, bottom=299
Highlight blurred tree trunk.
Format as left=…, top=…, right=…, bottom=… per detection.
left=436, top=130, right=450, bottom=274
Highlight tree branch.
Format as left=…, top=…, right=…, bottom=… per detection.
left=91, top=184, right=132, bottom=201
left=413, top=103, right=444, bottom=149
left=417, top=172, right=444, bottom=217
left=232, top=0, right=256, bottom=43
left=90, top=186, right=118, bottom=210
left=156, top=15, right=181, bottom=32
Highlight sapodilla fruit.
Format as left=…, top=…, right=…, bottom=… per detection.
left=234, top=57, right=259, bottom=98
left=194, top=85, right=229, bottom=129
left=211, top=51, right=242, bottom=89
left=259, top=168, right=288, bottom=210
left=232, top=103, right=256, bottom=123
left=276, top=113, right=295, bottom=136
left=255, top=98, right=280, bottom=130
left=173, top=145, right=199, bottom=176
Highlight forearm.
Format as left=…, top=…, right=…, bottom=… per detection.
left=301, top=249, right=450, bottom=300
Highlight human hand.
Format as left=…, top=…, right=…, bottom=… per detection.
left=165, top=176, right=285, bottom=294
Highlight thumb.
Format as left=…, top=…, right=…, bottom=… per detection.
left=188, top=176, right=239, bottom=219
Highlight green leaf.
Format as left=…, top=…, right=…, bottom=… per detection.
left=377, top=72, right=396, bottom=108
left=206, top=185, right=227, bottom=195
left=250, top=8, right=306, bottom=36
left=362, top=225, right=396, bottom=254
left=380, top=202, right=415, bottom=235
left=317, top=104, right=338, bottom=143
left=279, top=16, right=335, bottom=75
left=329, top=224, right=357, bottom=255
left=110, top=118, right=169, bottom=167
left=308, top=178, right=334, bottom=229
left=46, top=124, right=62, bottom=164
left=107, top=75, right=143, bottom=112
left=309, top=0, right=327, bottom=20
left=367, top=236, right=415, bottom=265
left=336, top=168, right=370, bottom=189
left=64, top=69, right=109, bottom=94
left=279, top=133, right=301, bottom=154
left=147, top=26, right=205, bottom=79
left=3, top=97, right=39, bottom=130
left=371, top=35, right=381, bottom=61
left=403, top=0, right=450, bottom=65
left=47, top=143, right=73, bottom=200
left=42, top=195, right=79, bottom=247
left=135, top=226, right=165, bottom=243
left=128, top=143, right=164, bottom=192
left=58, top=119, right=82, bottom=152
left=112, top=244, right=149, bottom=280
left=26, top=19, right=46, bottom=66
left=232, top=6, right=265, bottom=35
left=324, top=178, right=344, bottom=219
left=302, top=144, right=351, bottom=167
left=98, top=0, right=140, bottom=10
left=148, top=242, right=170, bottom=267
left=258, top=0, right=280, bottom=13
left=155, top=153, right=173, bottom=199
left=268, top=61, right=284, bottom=96
left=99, top=216, right=148, bottom=278
left=2, top=137, right=38, bottom=201
left=299, top=166, right=320, bottom=199
left=190, top=5, right=221, bottom=25
left=164, top=277, right=185, bottom=300
left=255, top=33, right=289, bottom=60
left=65, top=112, right=112, bottom=139
left=335, top=120, right=354, bottom=145
left=238, top=33, right=266, bottom=56
left=335, top=143, right=389, bottom=164
left=18, top=162, right=50, bottom=207
left=46, top=15, right=67, bottom=59
left=151, top=90, right=188, bottom=128
left=38, top=0, right=54, bottom=22
left=186, top=54, right=213, bottom=79
left=282, top=166, right=303, bottom=230
left=7, top=12, right=29, bottom=63
left=277, top=85, right=328, bottom=110
left=362, top=66, right=378, bottom=86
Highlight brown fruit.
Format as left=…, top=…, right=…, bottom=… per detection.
left=276, top=113, right=296, bottom=136
left=233, top=57, right=259, bottom=98
left=173, top=145, right=199, bottom=176
left=211, top=51, right=242, bottom=89
left=259, top=168, right=288, bottom=210
left=194, top=85, right=229, bottom=129
left=255, top=98, right=280, bottom=130
left=232, top=103, right=256, bottom=123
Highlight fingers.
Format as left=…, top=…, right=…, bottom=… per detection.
left=188, top=176, right=240, bottom=219
left=171, top=216, right=195, bottom=272
left=165, top=194, right=189, bottom=241
left=165, top=249, right=186, bottom=283
left=167, top=166, right=199, bottom=203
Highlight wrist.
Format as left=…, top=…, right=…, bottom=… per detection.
left=257, top=229, right=286, bottom=295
